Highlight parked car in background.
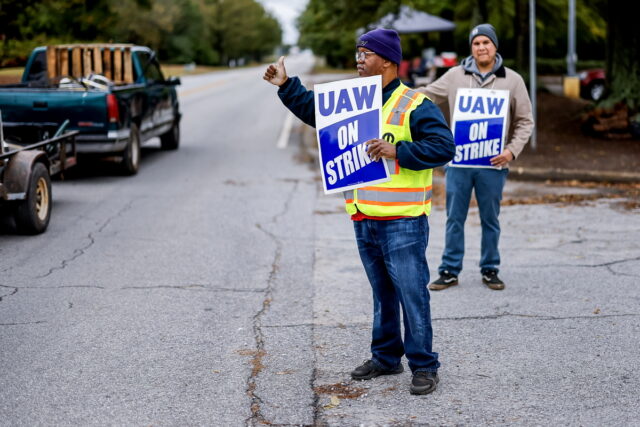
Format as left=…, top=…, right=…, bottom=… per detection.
left=0, top=44, right=181, bottom=175
left=579, top=68, right=606, bottom=101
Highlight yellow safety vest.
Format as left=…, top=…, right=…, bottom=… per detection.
left=343, top=83, right=433, bottom=217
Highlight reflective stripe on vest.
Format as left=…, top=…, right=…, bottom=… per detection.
left=385, top=158, right=399, bottom=174
left=386, top=89, right=421, bottom=126
left=357, top=186, right=432, bottom=206
left=345, top=187, right=432, bottom=208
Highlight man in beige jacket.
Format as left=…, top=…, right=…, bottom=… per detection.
left=417, top=23, right=534, bottom=291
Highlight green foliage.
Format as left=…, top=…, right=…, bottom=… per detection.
left=604, top=0, right=640, bottom=110
left=297, top=0, right=403, bottom=68
left=0, top=0, right=281, bottom=67
left=297, top=0, right=608, bottom=68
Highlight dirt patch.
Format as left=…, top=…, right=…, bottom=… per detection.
left=512, top=92, right=640, bottom=174
left=314, top=382, right=366, bottom=399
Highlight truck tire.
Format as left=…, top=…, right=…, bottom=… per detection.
left=14, top=162, right=52, bottom=234
left=120, top=123, right=141, bottom=175
left=160, top=120, right=180, bottom=150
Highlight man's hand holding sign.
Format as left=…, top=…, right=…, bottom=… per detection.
left=365, top=138, right=396, bottom=162
left=490, top=148, right=513, bottom=167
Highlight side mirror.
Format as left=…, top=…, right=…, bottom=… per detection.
left=166, top=76, right=181, bottom=86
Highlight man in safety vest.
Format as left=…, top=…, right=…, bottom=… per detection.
left=417, top=24, right=534, bottom=291
left=264, top=28, right=455, bottom=395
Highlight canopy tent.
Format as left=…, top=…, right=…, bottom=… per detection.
left=371, top=6, right=456, bottom=33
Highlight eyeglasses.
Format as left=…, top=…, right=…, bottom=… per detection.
left=355, top=51, right=377, bottom=61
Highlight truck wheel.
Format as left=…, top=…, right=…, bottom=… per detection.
left=121, top=123, right=141, bottom=175
left=160, top=120, right=180, bottom=150
left=15, top=162, right=52, bottom=234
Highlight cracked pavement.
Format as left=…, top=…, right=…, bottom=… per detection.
left=311, top=182, right=640, bottom=426
left=2, top=53, right=639, bottom=425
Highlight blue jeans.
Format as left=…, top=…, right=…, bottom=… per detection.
left=353, top=216, right=440, bottom=373
left=439, top=167, right=509, bottom=276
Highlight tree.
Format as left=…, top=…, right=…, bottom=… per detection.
left=605, top=0, right=640, bottom=109
left=215, top=0, right=281, bottom=64
left=297, top=0, right=400, bottom=67
left=0, top=0, right=282, bottom=66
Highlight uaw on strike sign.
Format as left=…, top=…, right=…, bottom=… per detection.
left=451, top=88, right=510, bottom=168
left=314, top=75, right=390, bottom=194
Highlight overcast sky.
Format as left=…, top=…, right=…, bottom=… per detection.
left=257, top=0, right=309, bottom=45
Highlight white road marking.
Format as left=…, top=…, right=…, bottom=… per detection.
left=276, top=111, right=295, bottom=149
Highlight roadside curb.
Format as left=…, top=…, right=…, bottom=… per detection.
left=510, top=166, right=640, bottom=183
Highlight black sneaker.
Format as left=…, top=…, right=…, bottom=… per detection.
left=482, top=270, right=505, bottom=290
left=428, top=270, right=458, bottom=291
left=410, top=371, right=439, bottom=395
left=351, top=359, right=404, bottom=380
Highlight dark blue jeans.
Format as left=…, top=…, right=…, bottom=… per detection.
left=440, top=166, right=509, bottom=275
left=353, top=216, right=440, bottom=373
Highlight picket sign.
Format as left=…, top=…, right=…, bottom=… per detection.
left=451, top=88, right=510, bottom=168
left=313, top=75, right=390, bottom=195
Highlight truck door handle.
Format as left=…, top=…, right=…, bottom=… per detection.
left=33, top=101, right=48, bottom=109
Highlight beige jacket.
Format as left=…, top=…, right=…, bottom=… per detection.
left=416, top=65, right=534, bottom=159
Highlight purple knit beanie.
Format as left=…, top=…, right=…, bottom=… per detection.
left=356, top=28, right=402, bottom=65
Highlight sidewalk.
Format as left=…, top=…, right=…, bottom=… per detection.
left=310, top=178, right=640, bottom=425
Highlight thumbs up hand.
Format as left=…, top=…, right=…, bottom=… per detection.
left=263, top=56, right=288, bottom=86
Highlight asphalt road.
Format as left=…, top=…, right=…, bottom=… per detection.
left=2, top=52, right=639, bottom=426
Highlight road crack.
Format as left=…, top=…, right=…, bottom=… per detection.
left=122, top=285, right=266, bottom=293
left=0, top=320, right=46, bottom=326
left=0, top=285, right=18, bottom=303
left=37, top=201, right=135, bottom=279
left=245, top=180, right=299, bottom=427
left=433, top=312, right=640, bottom=322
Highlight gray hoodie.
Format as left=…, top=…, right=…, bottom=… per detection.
left=461, top=53, right=504, bottom=82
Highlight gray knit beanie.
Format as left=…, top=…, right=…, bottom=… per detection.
left=469, top=23, right=499, bottom=49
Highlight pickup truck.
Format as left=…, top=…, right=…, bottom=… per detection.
left=0, top=44, right=181, bottom=174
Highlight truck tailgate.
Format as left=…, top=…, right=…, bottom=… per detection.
left=0, top=88, right=107, bottom=134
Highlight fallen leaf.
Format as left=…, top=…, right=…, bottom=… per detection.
left=323, top=395, right=341, bottom=409
left=593, top=308, right=601, bottom=314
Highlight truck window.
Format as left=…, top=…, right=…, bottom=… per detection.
left=25, top=51, right=48, bottom=84
left=136, top=52, right=164, bottom=83
left=146, top=61, right=164, bottom=83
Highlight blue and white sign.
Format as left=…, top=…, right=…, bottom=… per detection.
left=451, top=88, right=510, bottom=168
left=314, top=75, right=390, bottom=194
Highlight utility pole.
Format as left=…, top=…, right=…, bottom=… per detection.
left=567, top=0, right=577, bottom=76
left=529, top=0, right=537, bottom=150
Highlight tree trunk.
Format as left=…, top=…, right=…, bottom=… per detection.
left=606, top=1, right=640, bottom=110
left=478, top=0, right=489, bottom=22
left=514, top=0, right=528, bottom=73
